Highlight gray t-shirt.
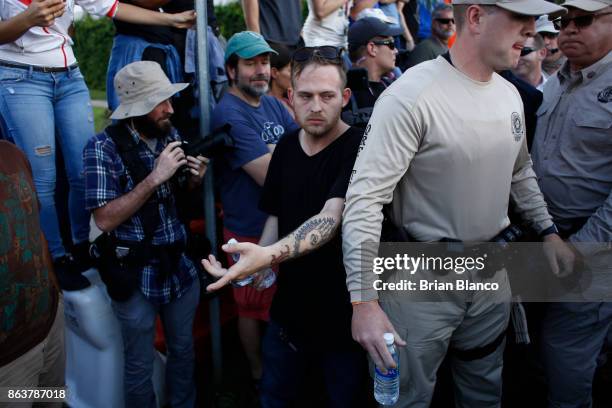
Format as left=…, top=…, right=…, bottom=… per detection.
left=259, top=0, right=303, bottom=46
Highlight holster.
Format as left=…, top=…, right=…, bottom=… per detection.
left=90, top=233, right=155, bottom=301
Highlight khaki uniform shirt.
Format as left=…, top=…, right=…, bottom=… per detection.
left=343, top=57, right=554, bottom=302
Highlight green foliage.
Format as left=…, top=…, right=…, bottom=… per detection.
left=214, top=2, right=246, bottom=40
left=73, top=17, right=115, bottom=92
left=93, top=106, right=110, bottom=133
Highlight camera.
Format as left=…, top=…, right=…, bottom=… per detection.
left=173, top=124, right=234, bottom=188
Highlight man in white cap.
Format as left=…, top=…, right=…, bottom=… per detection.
left=83, top=61, right=207, bottom=407
left=532, top=1, right=612, bottom=406
left=536, top=15, right=566, bottom=76
left=342, top=0, right=575, bottom=406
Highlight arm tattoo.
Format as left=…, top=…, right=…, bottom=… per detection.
left=271, top=244, right=291, bottom=268
left=292, top=216, right=337, bottom=256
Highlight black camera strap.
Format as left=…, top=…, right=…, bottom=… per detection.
left=106, top=124, right=189, bottom=289
left=105, top=123, right=162, bottom=242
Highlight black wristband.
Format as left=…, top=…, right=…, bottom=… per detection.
left=539, top=224, right=559, bottom=238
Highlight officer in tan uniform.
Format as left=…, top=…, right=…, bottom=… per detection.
left=342, top=1, right=575, bottom=407
left=532, top=1, right=612, bottom=406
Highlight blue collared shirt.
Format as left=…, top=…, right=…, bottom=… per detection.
left=83, top=125, right=197, bottom=304
left=532, top=51, right=612, bottom=256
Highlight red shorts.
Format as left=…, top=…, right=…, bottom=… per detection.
left=223, top=228, right=276, bottom=321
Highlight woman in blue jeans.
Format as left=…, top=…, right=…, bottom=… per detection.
left=0, top=0, right=194, bottom=281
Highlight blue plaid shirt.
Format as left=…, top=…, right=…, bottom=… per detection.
left=83, top=125, right=198, bottom=304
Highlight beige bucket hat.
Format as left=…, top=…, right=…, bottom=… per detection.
left=110, top=61, right=189, bottom=120
left=451, top=0, right=567, bottom=17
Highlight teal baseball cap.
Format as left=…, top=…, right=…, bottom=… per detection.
left=224, top=31, right=278, bottom=62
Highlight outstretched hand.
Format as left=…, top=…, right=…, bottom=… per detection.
left=202, top=241, right=271, bottom=292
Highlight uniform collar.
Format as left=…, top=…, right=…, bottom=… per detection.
left=557, top=50, right=612, bottom=85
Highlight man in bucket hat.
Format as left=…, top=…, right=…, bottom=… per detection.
left=83, top=61, right=207, bottom=407
left=342, top=0, right=574, bottom=407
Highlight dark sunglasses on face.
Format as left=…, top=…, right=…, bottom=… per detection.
left=553, top=11, right=612, bottom=30
left=540, top=32, right=559, bottom=39
left=292, top=46, right=343, bottom=63
left=435, top=18, right=455, bottom=25
left=520, top=47, right=540, bottom=57
left=370, top=39, right=396, bottom=50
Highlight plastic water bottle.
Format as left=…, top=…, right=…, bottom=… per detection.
left=227, top=239, right=277, bottom=289
left=252, top=267, right=276, bottom=290
left=374, top=333, right=400, bottom=405
left=227, top=239, right=254, bottom=287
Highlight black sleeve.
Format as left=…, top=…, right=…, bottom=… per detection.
left=327, top=128, right=363, bottom=200
left=259, top=140, right=284, bottom=216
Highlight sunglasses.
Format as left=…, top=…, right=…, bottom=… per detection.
left=553, top=11, right=612, bottom=30
left=370, top=39, right=396, bottom=50
left=520, top=47, right=540, bottom=57
left=435, top=18, right=455, bottom=25
left=292, top=46, right=343, bottom=63
left=540, top=32, right=559, bottom=39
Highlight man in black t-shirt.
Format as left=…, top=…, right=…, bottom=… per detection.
left=203, top=52, right=367, bottom=407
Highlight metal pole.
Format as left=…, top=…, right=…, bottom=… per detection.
left=195, top=0, right=223, bottom=388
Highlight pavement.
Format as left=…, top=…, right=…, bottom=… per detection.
left=91, top=99, right=107, bottom=109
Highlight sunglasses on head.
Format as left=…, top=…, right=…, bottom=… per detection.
left=292, top=46, right=343, bottom=63
left=435, top=18, right=455, bottom=25
left=370, top=39, right=396, bottom=50
left=553, top=11, right=612, bottom=30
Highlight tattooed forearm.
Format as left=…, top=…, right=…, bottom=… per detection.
left=271, top=244, right=291, bottom=268
left=292, top=216, right=337, bottom=256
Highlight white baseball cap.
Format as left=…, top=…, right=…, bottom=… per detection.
left=536, top=15, right=559, bottom=33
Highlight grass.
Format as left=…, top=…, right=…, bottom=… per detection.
left=93, top=106, right=110, bottom=133
left=89, top=88, right=106, bottom=101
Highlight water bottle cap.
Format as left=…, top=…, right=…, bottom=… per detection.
left=383, top=333, right=395, bottom=345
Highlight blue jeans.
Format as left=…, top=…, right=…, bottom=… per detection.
left=260, top=320, right=367, bottom=408
left=0, top=65, right=93, bottom=258
left=113, top=280, right=200, bottom=408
